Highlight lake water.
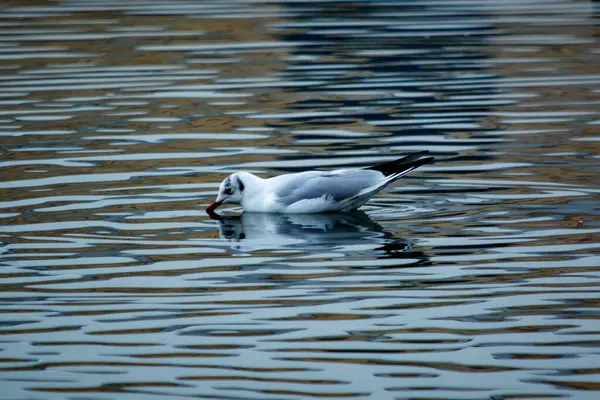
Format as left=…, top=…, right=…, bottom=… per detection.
left=1, top=1, right=600, bottom=399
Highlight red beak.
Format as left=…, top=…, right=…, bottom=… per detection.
left=206, top=200, right=222, bottom=214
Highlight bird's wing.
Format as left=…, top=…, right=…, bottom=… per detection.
left=272, top=169, right=384, bottom=206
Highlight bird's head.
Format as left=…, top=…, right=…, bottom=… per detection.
left=206, top=173, right=245, bottom=213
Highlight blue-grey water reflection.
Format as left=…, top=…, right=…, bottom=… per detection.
left=1, top=0, right=600, bottom=399
left=214, top=211, right=415, bottom=254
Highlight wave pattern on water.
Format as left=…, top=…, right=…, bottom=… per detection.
left=1, top=0, right=599, bottom=399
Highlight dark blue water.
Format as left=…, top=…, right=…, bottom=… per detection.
left=1, top=0, right=599, bottom=399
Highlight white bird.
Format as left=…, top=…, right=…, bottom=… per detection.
left=206, top=151, right=433, bottom=214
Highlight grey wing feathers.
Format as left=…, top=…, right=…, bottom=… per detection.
left=273, top=151, right=433, bottom=209
left=274, top=169, right=383, bottom=206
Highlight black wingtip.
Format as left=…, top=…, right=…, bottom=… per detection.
left=410, top=156, right=435, bottom=170
left=365, top=151, right=433, bottom=177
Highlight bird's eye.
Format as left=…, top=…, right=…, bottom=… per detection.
left=224, top=188, right=233, bottom=195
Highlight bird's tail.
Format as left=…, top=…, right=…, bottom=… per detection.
left=365, top=151, right=434, bottom=181
left=338, top=151, right=433, bottom=211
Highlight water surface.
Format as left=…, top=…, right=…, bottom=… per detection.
left=1, top=0, right=600, bottom=399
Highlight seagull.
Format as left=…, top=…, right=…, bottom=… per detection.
left=206, top=150, right=433, bottom=214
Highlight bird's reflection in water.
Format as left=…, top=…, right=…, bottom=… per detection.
left=213, top=211, right=426, bottom=262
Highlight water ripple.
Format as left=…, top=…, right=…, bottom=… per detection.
left=1, top=0, right=599, bottom=399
